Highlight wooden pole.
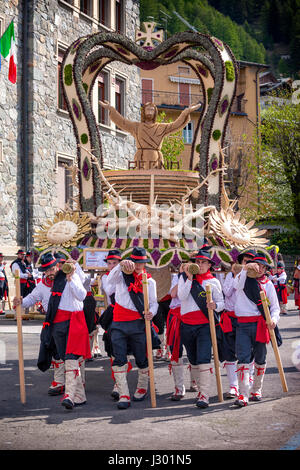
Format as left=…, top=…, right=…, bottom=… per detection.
left=206, top=284, right=223, bottom=402
left=142, top=272, right=156, bottom=408
left=14, top=269, right=26, bottom=404
left=260, top=290, right=288, bottom=393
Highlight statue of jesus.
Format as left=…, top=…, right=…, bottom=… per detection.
left=99, top=99, right=201, bottom=169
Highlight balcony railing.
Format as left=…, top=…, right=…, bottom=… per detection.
left=142, top=89, right=203, bottom=108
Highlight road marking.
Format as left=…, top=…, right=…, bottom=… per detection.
left=280, top=432, right=300, bottom=450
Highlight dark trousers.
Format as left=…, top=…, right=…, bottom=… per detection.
left=52, top=320, right=80, bottom=361
left=222, top=317, right=238, bottom=362
left=236, top=322, right=267, bottom=365
left=110, top=319, right=148, bottom=368
left=180, top=322, right=212, bottom=365
left=153, top=299, right=171, bottom=334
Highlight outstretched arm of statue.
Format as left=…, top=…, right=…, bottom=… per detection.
left=161, top=101, right=201, bottom=137
left=98, top=100, right=137, bottom=134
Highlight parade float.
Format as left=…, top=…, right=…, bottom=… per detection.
left=31, top=22, right=278, bottom=305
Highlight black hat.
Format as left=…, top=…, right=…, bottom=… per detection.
left=38, top=253, right=58, bottom=272
left=104, top=249, right=122, bottom=262
left=194, top=249, right=215, bottom=265
left=26, top=250, right=32, bottom=256
left=248, top=253, right=270, bottom=268
left=277, top=261, right=285, bottom=268
left=0, top=253, right=3, bottom=257
left=237, top=249, right=256, bottom=264
left=128, top=247, right=150, bottom=263
left=17, top=249, right=25, bottom=255
left=54, top=252, right=67, bottom=263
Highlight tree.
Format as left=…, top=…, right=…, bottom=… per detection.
left=156, top=111, right=185, bottom=168
left=255, top=93, right=300, bottom=227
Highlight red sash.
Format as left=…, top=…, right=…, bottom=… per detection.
left=166, top=306, right=181, bottom=362
left=113, top=302, right=141, bottom=322
left=54, top=309, right=91, bottom=359
left=219, top=310, right=236, bottom=333
left=237, top=315, right=270, bottom=343
left=181, top=310, right=209, bottom=325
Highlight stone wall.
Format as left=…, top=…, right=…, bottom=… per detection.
left=0, top=0, right=141, bottom=257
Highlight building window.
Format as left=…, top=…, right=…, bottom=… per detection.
left=98, top=71, right=109, bottom=125
left=57, top=160, right=74, bottom=210
left=141, top=78, right=153, bottom=104
left=115, top=0, right=124, bottom=33
left=99, top=0, right=109, bottom=27
left=179, top=82, right=190, bottom=106
left=58, top=50, right=68, bottom=112
left=178, top=66, right=190, bottom=75
left=80, top=0, right=93, bottom=16
left=115, top=76, right=125, bottom=116
left=182, top=122, right=193, bottom=144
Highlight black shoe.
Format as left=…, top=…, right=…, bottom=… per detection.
left=61, top=397, right=74, bottom=410
left=111, top=391, right=119, bottom=401
left=48, top=385, right=65, bottom=396
left=117, top=401, right=131, bottom=409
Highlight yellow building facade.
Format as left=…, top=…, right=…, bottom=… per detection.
left=140, top=60, right=268, bottom=210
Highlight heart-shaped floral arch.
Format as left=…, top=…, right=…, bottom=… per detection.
left=61, top=30, right=238, bottom=214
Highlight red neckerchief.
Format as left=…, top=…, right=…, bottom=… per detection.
left=195, top=271, right=214, bottom=285
left=257, top=274, right=268, bottom=285
left=128, top=269, right=151, bottom=294
left=42, top=276, right=54, bottom=289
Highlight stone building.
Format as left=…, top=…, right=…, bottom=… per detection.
left=0, top=0, right=141, bottom=259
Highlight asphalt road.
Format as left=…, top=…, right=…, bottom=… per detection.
left=0, top=300, right=299, bottom=456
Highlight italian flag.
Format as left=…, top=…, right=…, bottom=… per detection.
left=0, top=21, right=17, bottom=84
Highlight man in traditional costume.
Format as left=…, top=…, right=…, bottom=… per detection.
left=13, top=253, right=67, bottom=396
left=38, top=259, right=90, bottom=410
left=11, top=249, right=31, bottom=298
left=24, top=251, right=37, bottom=296
left=177, top=249, right=224, bottom=408
left=269, top=261, right=288, bottom=315
left=232, top=254, right=280, bottom=407
left=0, top=253, right=9, bottom=315
left=106, top=247, right=159, bottom=409
left=220, top=249, right=256, bottom=399
left=99, top=249, right=128, bottom=400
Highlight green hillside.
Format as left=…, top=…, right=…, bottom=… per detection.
left=140, top=0, right=300, bottom=76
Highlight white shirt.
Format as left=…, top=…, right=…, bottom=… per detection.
left=269, top=271, right=287, bottom=285
left=22, top=281, right=52, bottom=313
left=233, top=269, right=280, bottom=324
left=101, top=272, right=114, bottom=304
left=106, top=264, right=158, bottom=316
left=222, top=272, right=236, bottom=311
left=11, top=260, right=28, bottom=279
left=57, top=272, right=87, bottom=312
left=177, top=274, right=224, bottom=316
left=169, top=273, right=181, bottom=309
left=0, top=263, right=6, bottom=280
left=75, top=262, right=92, bottom=291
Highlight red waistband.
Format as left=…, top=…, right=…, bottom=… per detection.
left=113, top=303, right=141, bottom=322
left=168, top=306, right=181, bottom=317
left=237, top=315, right=261, bottom=323
left=225, top=310, right=236, bottom=318
left=86, top=291, right=92, bottom=296
left=20, top=279, right=27, bottom=284
left=181, top=310, right=209, bottom=325
left=53, top=309, right=83, bottom=323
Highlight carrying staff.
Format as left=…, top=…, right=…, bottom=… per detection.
left=99, top=249, right=132, bottom=401
left=177, top=248, right=224, bottom=409
left=37, top=260, right=90, bottom=411
left=14, top=253, right=66, bottom=396
left=220, top=249, right=256, bottom=399
left=232, top=254, right=280, bottom=407
left=106, top=247, right=159, bottom=410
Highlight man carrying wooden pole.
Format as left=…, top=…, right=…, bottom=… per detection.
left=106, top=247, right=159, bottom=410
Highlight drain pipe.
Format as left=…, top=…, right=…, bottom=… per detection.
left=21, top=0, right=29, bottom=250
